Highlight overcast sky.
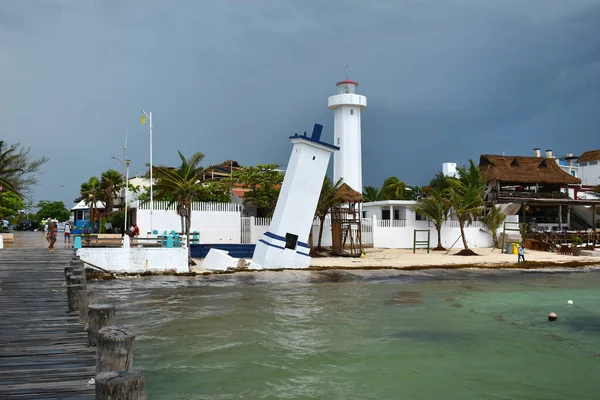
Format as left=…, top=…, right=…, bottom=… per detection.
left=2, top=0, right=600, bottom=208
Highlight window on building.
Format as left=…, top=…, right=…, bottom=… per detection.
left=580, top=162, right=588, bottom=166
left=394, top=210, right=400, bottom=220
left=382, top=210, right=390, bottom=220
left=571, top=171, right=576, bottom=176
left=350, top=109, right=354, bottom=115
left=589, top=161, right=598, bottom=166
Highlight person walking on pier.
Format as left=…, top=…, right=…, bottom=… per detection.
left=64, top=222, right=71, bottom=244
left=46, top=220, right=57, bottom=251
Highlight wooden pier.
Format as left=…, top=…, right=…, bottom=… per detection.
left=0, top=248, right=96, bottom=399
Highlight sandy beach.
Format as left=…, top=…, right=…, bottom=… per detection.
left=189, top=247, right=600, bottom=274
left=307, top=247, right=600, bottom=269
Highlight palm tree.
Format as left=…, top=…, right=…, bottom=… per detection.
left=314, top=177, right=343, bottom=250
left=412, top=188, right=451, bottom=250
left=0, top=141, right=21, bottom=196
left=481, top=205, right=506, bottom=248
left=449, top=160, right=486, bottom=254
left=0, top=140, right=48, bottom=198
left=153, top=151, right=205, bottom=268
left=362, top=186, right=383, bottom=202
left=100, top=169, right=125, bottom=214
left=428, top=171, right=455, bottom=192
left=382, top=176, right=412, bottom=200
left=79, top=176, right=103, bottom=230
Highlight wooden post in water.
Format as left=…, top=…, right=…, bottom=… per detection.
left=67, top=284, right=84, bottom=312
left=97, top=326, right=135, bottom=374
left=95, top=371, right=146, bottom=400
left=87, top=304, right=116, bottom=347
left=78, top=289, right=97, bottom=323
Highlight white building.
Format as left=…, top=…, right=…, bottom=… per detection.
left=328, top=78, right=367, bottom=193
left=577, top=150, right=600, bottom=187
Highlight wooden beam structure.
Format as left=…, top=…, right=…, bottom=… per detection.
left=0, top=249, right=95, bottom=399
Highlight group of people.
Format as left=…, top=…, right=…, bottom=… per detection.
left=43, top=220, right=139, bottom=251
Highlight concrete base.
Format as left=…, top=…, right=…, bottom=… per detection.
left=76, top=247, right=188, bottom=273
left=200, top=249, right=239, bottom=271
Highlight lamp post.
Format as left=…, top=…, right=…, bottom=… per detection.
left=111, top=157, right=131, bottom=234
left=141, top=110, right=154, bottom=232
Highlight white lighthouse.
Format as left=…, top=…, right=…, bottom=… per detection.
left=328, top=78, right=367, bottom=193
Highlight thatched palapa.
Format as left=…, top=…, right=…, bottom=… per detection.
left=479, top=154, right=581, bottom=185
left=577, top=150, right=600, bottom=164
left=334, top=183, right=363, bottom=203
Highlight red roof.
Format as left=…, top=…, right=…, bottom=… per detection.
left=336, top=79, right=359, bottom=86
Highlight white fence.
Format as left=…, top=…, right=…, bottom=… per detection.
left=136, top=201, right=241, bottom=244
left=133, top=202, right=493, bottom=249
left=241, top=217, right=273, bottom=244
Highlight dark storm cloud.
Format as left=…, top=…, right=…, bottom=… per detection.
left=1, top=0, right=599, bottom=207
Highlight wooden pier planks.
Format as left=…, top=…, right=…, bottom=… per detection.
left=0, top=249, right=96, bottom=399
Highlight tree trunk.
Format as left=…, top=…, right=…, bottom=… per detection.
left=317, top=216, right=325, bottom=249
left=459, top=218, right=469, bottom=250
left=436, top=226, right=442, bottom=248
left=186, top=213, right=192, bottom=271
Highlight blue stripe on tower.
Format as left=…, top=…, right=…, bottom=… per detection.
left=258, top=239, right=285, bottom=250
left=264, top=232, right=286, bottom=242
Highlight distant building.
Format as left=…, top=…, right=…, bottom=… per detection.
left=577, top=149, right=600, bottom=187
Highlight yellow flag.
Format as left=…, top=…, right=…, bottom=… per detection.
left=141, top=114, right=147, bottom=125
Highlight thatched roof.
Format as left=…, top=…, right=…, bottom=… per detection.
left=334, top=183, right=363, bottom=203
left=577, top=150, right=600, bottom=163
left=479, top=154, right=581, bottom=185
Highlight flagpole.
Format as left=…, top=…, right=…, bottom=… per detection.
left=149, top=111, right=153, bottom=233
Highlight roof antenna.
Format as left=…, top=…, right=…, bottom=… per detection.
left=345, top=65, right=349, bottom=80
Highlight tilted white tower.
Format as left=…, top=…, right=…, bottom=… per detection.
left=328, top=78, right=367, bottom=193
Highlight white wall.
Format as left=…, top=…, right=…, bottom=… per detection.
left=77, top=247, right=188, bottom=273
left=580, top=163, right=600, bottom=186
left=371, top=216, right=493, bottom=249
left=135, top=202, right=241, bottom=243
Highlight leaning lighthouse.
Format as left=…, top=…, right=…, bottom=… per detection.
left=328, top=78, right=367, bottom=193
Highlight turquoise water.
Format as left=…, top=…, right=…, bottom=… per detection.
left=90, top=269, right=600, bottom=399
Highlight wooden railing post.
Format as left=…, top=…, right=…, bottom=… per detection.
left=97, top=326, right=135, bottom=374
left=77, top=289, right=97, bottom=323
left=66, top=284, right=84, bottom=312
left=95, top=371, right=146, bottom=400
left=87, top=304, right=115, bottom=347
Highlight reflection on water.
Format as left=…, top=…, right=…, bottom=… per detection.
left=90, top=269, right=600, bottom=400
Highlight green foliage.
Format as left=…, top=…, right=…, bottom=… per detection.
left=228, top=164, right=283, bottom=216
left=100, top=169, right=124, bottom=212
left=197, top=181, right=232, bottom=203
left=153, top=151, right=206, bottom=264
left=413, top=188, right=451, bottom=249
left=0, top=191, right=25, bottom=219
left=570, top=235, right=583, bottom=245
left=481, top=205, right=506, bottom=248
left=79, top=176, right=103, bottom=226
left=0, top=140, right=48, bottom=197
left=428, top=171, right=455, bottom=192
left=36, top=200, right=70, bottom=222
left=381, top=176, right=413, bottom=200
left=448, top=160, right=486, bottom=251
left=362, top=186, right=383, bottom=202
